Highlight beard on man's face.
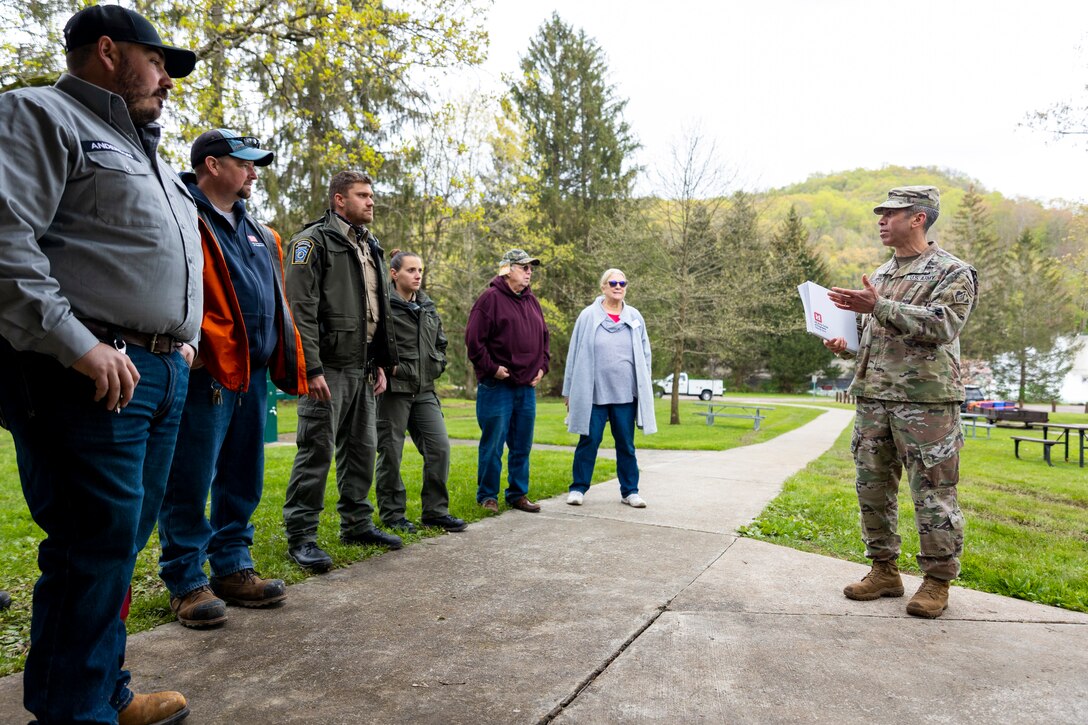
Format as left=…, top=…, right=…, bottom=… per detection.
left=115, top=52, right=167, bottom=126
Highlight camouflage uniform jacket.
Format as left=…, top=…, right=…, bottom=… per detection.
left=844, top=242, right=977, bottom=403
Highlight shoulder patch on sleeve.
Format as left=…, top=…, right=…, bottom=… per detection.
left=954, top=290, right=968, bottom=304
left=291, top=239, right=314, bottom=265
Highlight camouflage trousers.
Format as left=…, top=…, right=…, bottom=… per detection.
left=851, top=397, right=965, bottom=580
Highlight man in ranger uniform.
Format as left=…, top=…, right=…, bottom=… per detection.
left=282, top=171, right=401, bottom=570
left=825, top=186, right=978, bottom=619
left=0, top=5, right=200, bottom=723
left=156, top=129, right=307, bottom=629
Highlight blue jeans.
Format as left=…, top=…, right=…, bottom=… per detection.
left=570, top=402, right=640, bottom=498
left=0, top=341, right=189, bottom=724
left=158, top=366, right=268, bottom=597
left=475, top=379, right=536, bottom=503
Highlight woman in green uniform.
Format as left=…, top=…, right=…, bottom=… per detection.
left=375, top=251, right=467, bottom=533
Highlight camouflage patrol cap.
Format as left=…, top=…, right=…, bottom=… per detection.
left=498, top=249, right=541, bottom=274
left=873, top=186, right=940, bottom=214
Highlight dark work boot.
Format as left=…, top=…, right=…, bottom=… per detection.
left=341, top=528, right=403, bottom=550
left=288, top=542, right=333, bottom=572
left=170, top=586, right=227, bottom=628
left=421, top=514, right=468, bottom=532
left=211, top=568, right=287, bottom=607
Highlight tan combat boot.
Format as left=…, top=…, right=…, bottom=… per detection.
left=843, top=559, right=904, bottom=601
left=118, top=691, right=189, bottom=725
left=906, top=575, right=950, bottom=618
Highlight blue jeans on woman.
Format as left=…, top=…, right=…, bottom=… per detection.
left=158, top=366, right=269, bottom=598
left=570, top=401, right=640, bottom=497
left=475, top=378, right=536, bottom=503
left=0, top=341, right=189, bottom=724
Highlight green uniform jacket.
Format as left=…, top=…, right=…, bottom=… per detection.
left=846, top=242, right=978, bottom=403
left=283, top=210, right=397, bottom=376
left=387, top=289, right=447, bottom=395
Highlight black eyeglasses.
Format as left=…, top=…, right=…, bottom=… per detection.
left=607, top=280, right=627, bottom=288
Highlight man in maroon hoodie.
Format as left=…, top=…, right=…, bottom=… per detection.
left=465, top=249, right=551, bottom=513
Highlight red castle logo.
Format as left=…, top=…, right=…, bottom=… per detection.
left=814, top=312, right=823, bottom=323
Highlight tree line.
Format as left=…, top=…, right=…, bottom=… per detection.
left=3, top=3, right=1085, bottom=414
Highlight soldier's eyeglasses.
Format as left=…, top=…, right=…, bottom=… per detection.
left=608, top=280, right=627, bottom=288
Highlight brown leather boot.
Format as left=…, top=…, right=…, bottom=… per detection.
left=170, top=586, right=226, bottom=628
left=843, top=559, right=904, bottom=601
left=906, top=575, right=951, bottom=618
left=118, top=691, right=189, bottom=725
left=210, top=568, right=287, bottom=607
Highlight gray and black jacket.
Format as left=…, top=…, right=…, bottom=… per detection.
left=387, top=289, right=447, bottom=395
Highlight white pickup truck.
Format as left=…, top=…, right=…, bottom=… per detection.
left=654, top=373, right=725, bottom=401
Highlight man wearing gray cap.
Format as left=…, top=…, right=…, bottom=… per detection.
left=825, top=186, right=978, bottom=619
left=0, top=4, right=199, bottom=723
left=155, top=130, right=307, bottom=630
left=465, top=249, right=551, bottom=513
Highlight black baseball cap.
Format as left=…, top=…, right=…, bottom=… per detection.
left=63, top=5, right=197, bottom=79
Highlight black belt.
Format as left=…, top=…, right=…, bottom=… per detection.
left=81, top=319, right=181, bottom=355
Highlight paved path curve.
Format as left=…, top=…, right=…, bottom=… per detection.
left=2, top=407, right=1086, bottom=723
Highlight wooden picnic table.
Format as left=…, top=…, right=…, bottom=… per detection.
left=693, top=403, right=775, bottom=430
left=1038, top=422, right=1088, bottom=467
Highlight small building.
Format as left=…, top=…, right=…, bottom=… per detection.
left=1060, top=334, right=1088, bottom=404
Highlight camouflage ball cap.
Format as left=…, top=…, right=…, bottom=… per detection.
left=873, top=186, right=940, bottom=214
left=498, top=249, right=541, bottom=274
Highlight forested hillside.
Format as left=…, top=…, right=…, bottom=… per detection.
left=761, top=165, right=1088, bottom=288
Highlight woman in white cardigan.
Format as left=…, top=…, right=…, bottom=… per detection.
left=562, top=268, right=657, bottom=507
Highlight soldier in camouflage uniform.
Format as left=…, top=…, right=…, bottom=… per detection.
left=825, top=186, right=978, bottom=619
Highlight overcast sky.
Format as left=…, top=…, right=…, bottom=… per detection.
left=450, top=0, right=1088, bottom=204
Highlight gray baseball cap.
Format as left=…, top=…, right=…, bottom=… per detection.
left=873, top=186, right=940, bottom=214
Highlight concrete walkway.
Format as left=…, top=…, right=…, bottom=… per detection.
left=2, top=408, right=1087, bottom=723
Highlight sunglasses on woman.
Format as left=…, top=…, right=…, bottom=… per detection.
left=608, top=280, right=627, bottom=288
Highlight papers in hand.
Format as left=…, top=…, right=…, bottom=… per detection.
left=797, top=281, right=859, bottom=353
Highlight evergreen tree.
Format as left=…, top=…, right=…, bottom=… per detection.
left=763, top=206, right=837, bottom=391
left=945, top=185, right=1007, bottom=360
left=996, top=229, right=1079, bottom=404
left=507, top=13, right=639, bottom=336
left=718, top=191, right=774, bottom=389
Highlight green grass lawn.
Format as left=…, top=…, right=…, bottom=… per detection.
left=436, top=395, right=824, bottom=450
left=0, top=433, right=615, bottom=677
left=740, top=413, right=1088, bottom=612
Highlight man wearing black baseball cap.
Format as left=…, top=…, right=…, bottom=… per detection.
left=64, top=4, right=197, bottom=78
left=0, top=5, right=199, bottom=724
left=156, top=130, right=305, bottom=631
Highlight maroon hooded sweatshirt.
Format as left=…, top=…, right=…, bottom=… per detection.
left=465, top=275, right=550, bottom=385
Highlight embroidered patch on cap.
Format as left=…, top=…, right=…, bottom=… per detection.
left=954, top=290, right=969, bottom=304
left=81, top=140, right=136, bottom=160
left=292, top=239, right=313, bottom=264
